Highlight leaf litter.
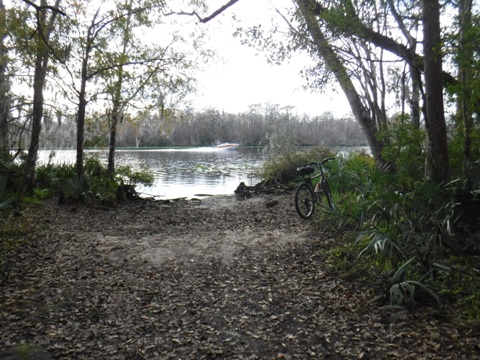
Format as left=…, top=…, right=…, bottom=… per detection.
left=0, top=194, right=478, bottom=359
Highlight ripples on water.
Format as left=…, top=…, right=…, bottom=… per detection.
left=37, top=146, right=369, bottom=199
left=38, top=148, right=266, bottom=199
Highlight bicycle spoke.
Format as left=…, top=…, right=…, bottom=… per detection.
left=295, top=183, right=315, bottom=219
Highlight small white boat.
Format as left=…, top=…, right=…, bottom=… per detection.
left=216, top=143, right=239, bottom=150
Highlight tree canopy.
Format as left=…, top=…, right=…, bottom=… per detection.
left=233, top=0, right=479, bottom=185
left=0, top=0, right=479, bottom=189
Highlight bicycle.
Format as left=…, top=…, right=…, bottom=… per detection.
left=294, top=157, right=335, bottom=219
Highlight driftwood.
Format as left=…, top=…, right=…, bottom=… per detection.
left=234, top=180, right=293, bottom=199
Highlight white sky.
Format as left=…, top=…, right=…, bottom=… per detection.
left=6, top=0, right=351, bottom=118
left=184, top=0, right=352, bottom=117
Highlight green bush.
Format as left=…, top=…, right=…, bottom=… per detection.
left=305, top=143, right=480, bottom=320
left=261, top=146, right=334, bottom=185
left=36, top=162, right=76, bottom=191
left=377, top=116, right=425, bottom=190
left=34, top=154, right=154, bottom=203
left=0, top=157, right=24, bottom=193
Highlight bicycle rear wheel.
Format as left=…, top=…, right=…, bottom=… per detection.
left=295, top=183, right=315, bottom=219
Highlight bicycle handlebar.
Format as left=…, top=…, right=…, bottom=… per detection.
left=321, top=157, right=335, bottom=165
left=300, top=157, right=334, bottom=168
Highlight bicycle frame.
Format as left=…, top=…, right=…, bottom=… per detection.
left=295, top=158, right=335, bottom=219
left=298, top=160, right=330, bottom=194
left=300, top=168, right=322, bottom=197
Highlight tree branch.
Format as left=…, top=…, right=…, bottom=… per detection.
left=165, top=0, right=240, bottom=23
left=21, top=0, right=66, bottom=16
left=308, top=0, right=457, bottom=87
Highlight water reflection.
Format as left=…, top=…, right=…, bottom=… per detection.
left=38, top=148, right=265, bottom=199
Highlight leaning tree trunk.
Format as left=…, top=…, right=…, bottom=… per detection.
left=422, top=0, right=450, bottom=183
left=295, top=0, right=388, bottom=169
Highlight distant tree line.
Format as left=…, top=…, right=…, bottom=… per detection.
left=12, top=104, right=366, bottom=149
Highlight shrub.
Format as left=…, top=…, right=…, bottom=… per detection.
left=36, top=162, right=76, bottom=191
left=377, top=116, right=425, bottom=190
left=0, top=157, right=24, bottom=193
left=34, top=154, right=154, bottom=203
left=321, top=146, right=480, bottom=320
left=261, top=146, right=334, bottom=185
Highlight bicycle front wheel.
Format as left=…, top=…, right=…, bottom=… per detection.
left=295, top=183, right=315, bottom=219
left=322, top=179, right=335, bottom=209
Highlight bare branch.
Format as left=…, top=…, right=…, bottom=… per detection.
left=21, top=0, right=66, bottom=16
left=165, top=0, right=240, bottom=23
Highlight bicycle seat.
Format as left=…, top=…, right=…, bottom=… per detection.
left=297, top=166, right=315, bottom=175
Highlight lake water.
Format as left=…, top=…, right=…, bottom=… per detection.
left=37, top=146, right=369, bottom=199
left=38, top=148, right=266, bottom=199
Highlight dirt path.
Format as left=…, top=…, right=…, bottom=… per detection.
left=0, top=194, right=477, bottom=359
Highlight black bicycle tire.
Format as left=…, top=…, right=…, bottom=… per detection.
left=295, top=183, right=315, bottom=219
left=322, top=179, right=335, bottom=209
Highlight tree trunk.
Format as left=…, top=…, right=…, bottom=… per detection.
left=22, top=0, right=61, bottom=194
left=422, top=0, right=450, bottom=183
left=23, top=52, right=46, bottom=193
left=107, top=107, right=120, bottom=178
left=410, top=65, right=421, bottom=127
left=0, top=0, right=9, bottom=160
left=76, top=60, right=87, bottom=181
left=23, top=1, right=49, bottom=194
left=457, top=0, right=473, bottom=188
left=108, top=11, right=130, bottom=179
left=75, top=9, right=99, bottom=182
left=295, top=0, right=387, bottom=168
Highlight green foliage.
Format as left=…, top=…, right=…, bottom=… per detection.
left=0, top=157, right=24, bottom=194
left=447, top=114, right=480, bottom=189
left=115, top=165, right=154, bottom=187
left=373, top=257, right=441, bottom=322
left=35, top=160, right=93, bottom=201
left=433, top=254, right=480, bottom=322
left=329, top=151, right=377, bottom=195
left=36, top=162, right=77, bottom=191
left=63, top=175, right=93, bottom=202
left=325, top=238, right=379, bottom=282
left=261, top=146, right=334, bottom=185
left=0, top=158, right=19, bottom=215
left=307, top=141, right=480, bottom=320
left=358, top=180, right=462, bottom=262
left=0, top=177, right=16, bottom=216
left=326, top=152, right=386, bottom=227
left=28, top=155, right=154, bottom=203
left=377, top=116, right=426, bottom=190
left=458, top=289, right=480, bottom=321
